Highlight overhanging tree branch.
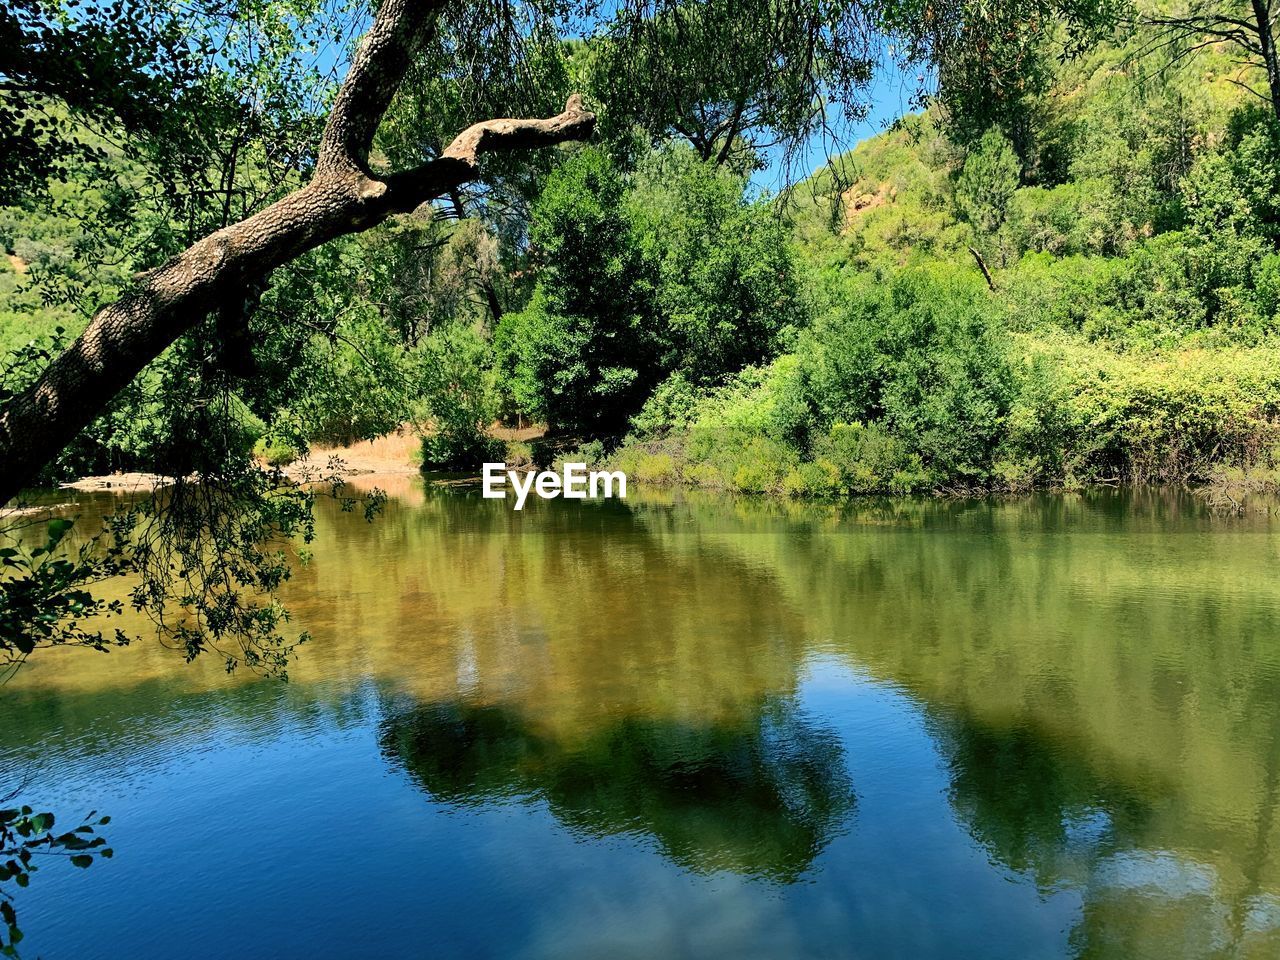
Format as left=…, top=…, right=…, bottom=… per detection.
left=0, top=0, right=594, bottom=504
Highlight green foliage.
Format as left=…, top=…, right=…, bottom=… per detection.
left=687, top=357, right=813, bottom=448
left=584, top=0, right=879, bottom=169
left=629, top=146, right=803, bottom=382
left=803, top=267, right=1015, bottom=483
left=0, top=517, right=132, bottom=667
left=1, top=804, right=113, bottom=955
left=1006, top=338, right=1280, bottom=485
left=253, top=436, right=300, bottom=467
left=629, top=372, right=703, bottom=438
left=0, top=0, right=197, bottom=205
left=495, top=147, right=662, bottom=434
left=417, top=321, right=505, bottom=469
left=802, top=423, right=928, bottom=496
left=955, top=128, right=1021, bottom=236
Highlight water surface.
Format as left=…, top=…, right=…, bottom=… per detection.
left=3, top=485, right=1280, bottom=958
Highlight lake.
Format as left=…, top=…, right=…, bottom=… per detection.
left=3, top=483, right=1280, bottom=959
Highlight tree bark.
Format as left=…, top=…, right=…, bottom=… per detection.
left=1251, top=0, right=1280, bottom=118
left=968, top=246, right=997, bottom=292
left=713, top=100, right=746, bottom=166
left=0, top=0, right=593, bottom=504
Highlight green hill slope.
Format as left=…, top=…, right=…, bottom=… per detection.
left=611, top=32, right=1280, bottom=497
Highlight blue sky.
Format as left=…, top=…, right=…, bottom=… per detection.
left=754, top=57, right=930, bottom=194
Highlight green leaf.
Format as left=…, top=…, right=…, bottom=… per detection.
left=69, top=855, right=92, bottom=869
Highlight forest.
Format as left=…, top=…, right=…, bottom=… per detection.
left=5, top=1, right=1280, bottom=505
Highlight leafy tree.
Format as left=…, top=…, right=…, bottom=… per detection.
left=0, top=0, right=598, bottom=504
left=888, top=0, right=1118, bottom=165
left=496, top=148, right=661, bottom=434
left=587, top=0, right=879, bottom=171
left=417, top=320, right=505, bottom=467
left=955, top=127, right=1022, bottom=236
left=1136, top=0, right=1280, bottom=121
left=0, top=0, right=196, bottom=205
left=802, top=267, right=1015, bottom=483
left=628, top=145, right=804, bottom=382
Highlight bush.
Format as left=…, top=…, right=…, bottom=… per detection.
left=420, top=431, right=506, bottom=471
left=955, top=128, right=1021, bottom=236
left=629, top=371, right=701, bottom=438
left=727, top=436, right=797, bottom=492
left=1012, top=337, right=1280, bottom=484
left=254, top=436, right=300, bottom=467
left=801, top=265, right=1015, bottom=484
left=813, top=422, right=930, bottom=494
left=634, top=452, right=678, bottom=484
left=629, top=145, right=805, bottom=383
left=692, top=357, right=813, bottom=448
left=416, top=321, right=503, bottom=470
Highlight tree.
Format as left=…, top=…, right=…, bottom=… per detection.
left=1135, top=0, right=1280, bottom=120
left=0, top=0, right=1136, bottom=502
left=587, top=0, right=880, bottom=170
left=955, top=127, right=1022, bottom=235
left=886, top=0, right=1117, bottom=166
left=0, top=0, right=595, bottom=505
left=495, top=147, right=662, bottom=434
left=0, top=0, right=196, bottom=205
left=628, top=145, right=804, bottom=382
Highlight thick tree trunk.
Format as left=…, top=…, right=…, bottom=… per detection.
left=0, top=0, right=593, bottom=504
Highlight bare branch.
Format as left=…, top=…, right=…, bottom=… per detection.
left=383, top=95, right=596, bottom=210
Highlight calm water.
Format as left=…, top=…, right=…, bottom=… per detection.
left=3, top=484, right=1280, bottom=959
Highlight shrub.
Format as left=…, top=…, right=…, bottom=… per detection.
left=634, top=452, right=678, bottom=484
left=728, top=436, right=796, bottom=492
left=416, top=321, right=503, bottom=470
left=782, top=461, right=841, bottom=498
left=629, top=145, right=805, bottom=382
left=254, top=436, right=300, bottom=467
left=686, top=463, right=726, bottom=488
left=1013, top=337, right=1280, bottom=484
left=629, top=371, right=701, bottom=438
left=814, top=422, right=930, bottom=494
left=955, top=128, right=1021, bottom=236
left=801, top=265, right=1015, bottom=484
left=420, top=431, right=505, bottom=471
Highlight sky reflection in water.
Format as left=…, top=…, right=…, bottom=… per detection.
left=2, top=485, right=1279, bottom=959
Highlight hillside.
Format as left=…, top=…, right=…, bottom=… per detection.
left=606, top=32, right=1280, bottom=496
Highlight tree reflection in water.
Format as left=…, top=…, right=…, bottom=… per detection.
left=379, top=696, right=856, bottom=882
